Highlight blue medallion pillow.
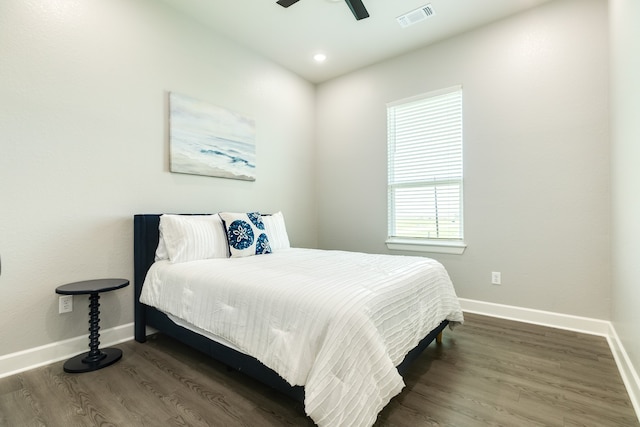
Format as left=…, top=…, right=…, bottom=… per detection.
left=219, top=212, right=272, bottom=258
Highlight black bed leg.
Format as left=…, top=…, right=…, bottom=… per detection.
left=134, top=303, right=147, bottom=343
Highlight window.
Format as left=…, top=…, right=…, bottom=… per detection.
left=387, top=86, right=466, bottom=254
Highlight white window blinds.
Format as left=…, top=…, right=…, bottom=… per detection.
left=387, top=86, right=463, bottom=242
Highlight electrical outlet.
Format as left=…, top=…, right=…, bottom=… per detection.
left=491, top=272, right=502, bottom=285
left=59, top=295, right=73, bottom=313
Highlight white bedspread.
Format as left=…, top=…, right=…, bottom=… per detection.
left=140, top=248, right=463, bottom=427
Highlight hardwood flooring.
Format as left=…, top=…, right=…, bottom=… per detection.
left=0, top=313, right=637, bottom=426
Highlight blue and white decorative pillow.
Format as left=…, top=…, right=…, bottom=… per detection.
left=219, top=212, right=272, bottom=258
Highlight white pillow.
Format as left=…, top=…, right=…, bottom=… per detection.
left=218, top=212, right=272, bottom=258
left=154, top=227, right=169, bottom=261
left=159, top=214, right=228, bottom=263
left=262, top=211, right=291, bottom=251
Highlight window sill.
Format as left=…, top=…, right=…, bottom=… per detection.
left=386, top=238, right=467, bottom=255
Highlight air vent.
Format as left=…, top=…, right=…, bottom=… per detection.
left=397, top=4, right=435, bottom=28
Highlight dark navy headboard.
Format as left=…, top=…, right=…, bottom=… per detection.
left=133, top=215, right=161, bottom=291
left=133, top=214, right=162, bottom=341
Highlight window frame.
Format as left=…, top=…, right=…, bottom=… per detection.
left=386, top=86, right=466, bottom=255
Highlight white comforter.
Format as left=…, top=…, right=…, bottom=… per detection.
left=140, top=248, right=463, bottom=427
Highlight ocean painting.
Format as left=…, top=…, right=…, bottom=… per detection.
left=169, top=92, right=256, bottom=181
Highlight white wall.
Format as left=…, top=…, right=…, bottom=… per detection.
left=610, top=0, right=640, bottom=390
left=0, top=0, right=317, bottom=355
left=316, top=0, right=610, bottom=319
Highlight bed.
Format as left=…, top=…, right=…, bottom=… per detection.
left=134, top=213, right=463, bottom=427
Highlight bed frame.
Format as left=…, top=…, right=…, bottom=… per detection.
left=133, top=214, right=448, bottom=402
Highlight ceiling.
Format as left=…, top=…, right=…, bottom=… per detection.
left=160, top=0, right=552, bottom=84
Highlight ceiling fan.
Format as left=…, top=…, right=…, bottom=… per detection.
left=276, top=0, right=370, bottom=21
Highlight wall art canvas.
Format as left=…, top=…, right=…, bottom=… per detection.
left=169, top=92, right=256, bottom=181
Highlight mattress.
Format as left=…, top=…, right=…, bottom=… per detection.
left=140, top=247, right=463, bottom=427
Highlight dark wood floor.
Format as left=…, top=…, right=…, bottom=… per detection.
left=1, top=313, right=638, bottom=426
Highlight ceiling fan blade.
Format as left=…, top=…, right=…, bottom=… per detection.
left=345, top=0, right=369, bottom=20
left=276, top=0, right=300, bottom=7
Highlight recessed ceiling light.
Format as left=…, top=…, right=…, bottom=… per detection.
left=313, top=53, right=327, bottom=63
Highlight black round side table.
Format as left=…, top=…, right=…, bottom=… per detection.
left=55, top=278, right=129, bottom=373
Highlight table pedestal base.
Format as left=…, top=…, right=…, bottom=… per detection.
left=62, top=348, right=122, bottom=373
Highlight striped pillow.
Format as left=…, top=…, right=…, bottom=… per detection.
left=262, top=211, right=291, bottom=251
left=159, top=214, right=228, bottom=262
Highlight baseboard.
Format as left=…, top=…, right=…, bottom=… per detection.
left=607, top=324, right=640, bottom=422
left=0, top=323, right=134, bottom=379
left=458, top=298, right=611, bottom=336
left=459, top=298, right=640, bottom=422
